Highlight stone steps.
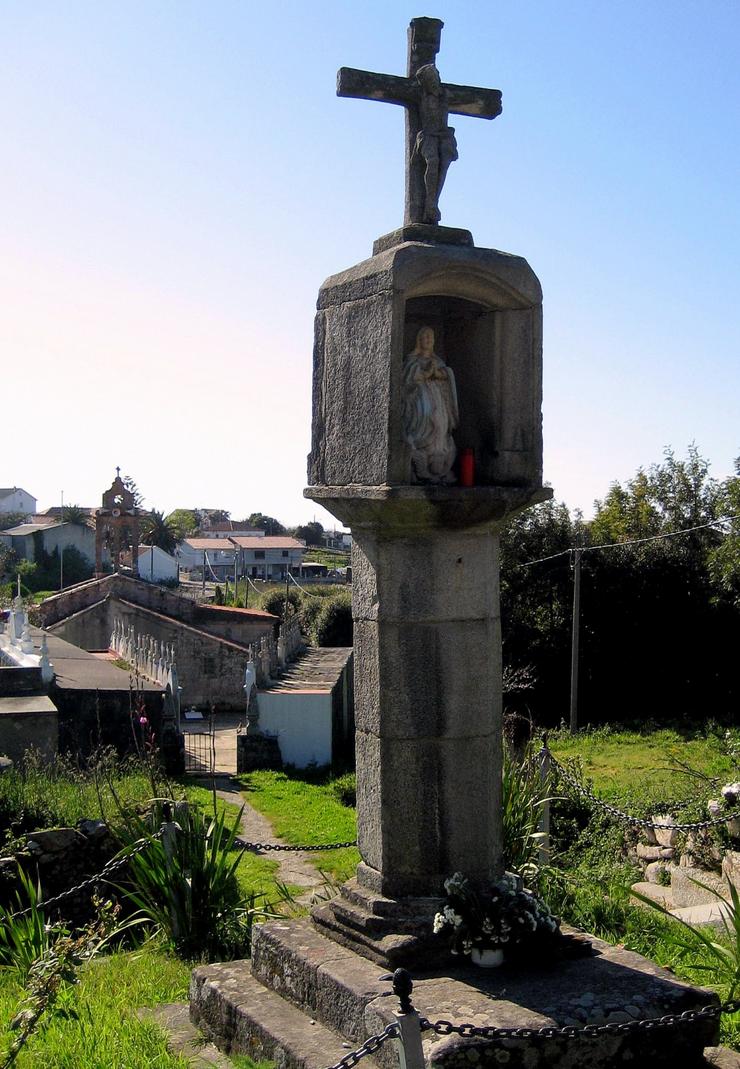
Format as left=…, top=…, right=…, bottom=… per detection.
left=189, top=917, right=722, bottom=1069
left=190, top=958, right=372, bottom=1069
left=631, top=880, right=734, bottom=930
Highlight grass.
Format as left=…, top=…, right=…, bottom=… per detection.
left=237, top=770, right=359, bottom=883
left=549, top=725, right=738, bottom=809
left=0, top=941, right=191, bottom=1068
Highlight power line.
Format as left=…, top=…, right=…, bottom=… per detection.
left=518, top=513, right=739, bottom=569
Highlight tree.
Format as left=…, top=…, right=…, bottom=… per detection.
left=166, top=509, right=199, bottom=541
left=708, top=457, right=740, bottom=607
left=248, top=513, right=286, bottom=536
left=199, top=509, right=230, bottom=525
left=0, top=511, right=28, bottom=532
left=141, top=510, right=177, bottom=554
left=61, top=503, right=89, bottom=526
left=122, top=475, right=144, bottom=508
left=295, top=521, right=323, bottom=546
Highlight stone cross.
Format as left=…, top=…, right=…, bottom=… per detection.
left=337, top=17, right=502, bottom=225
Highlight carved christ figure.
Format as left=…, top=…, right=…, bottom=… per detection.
left=414, top=64, right=459, bottom=224
left=402, top=326, right=459, bottom=484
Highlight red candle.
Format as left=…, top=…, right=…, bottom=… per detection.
left=460, top=448, right=475, bottom=487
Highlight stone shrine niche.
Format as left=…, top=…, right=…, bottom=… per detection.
left=401, top=294, right=539, bottom=488
left=308, top=240, right=544, bottom=504
left=94, top=469, right=141, bottom=578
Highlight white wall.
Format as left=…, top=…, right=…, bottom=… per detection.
left=138, top=546, right=178, bottom=582
left=0, top=489, right=36, bottom=515
left=43, top=524, right=95, bottom=564
left=255, top=690, right=333, bottom=768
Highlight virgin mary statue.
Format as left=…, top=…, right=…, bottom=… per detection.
left=402, top=326, right=459, bottom=484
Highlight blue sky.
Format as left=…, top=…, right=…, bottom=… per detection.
left=3, top=1, right=738, bottom=525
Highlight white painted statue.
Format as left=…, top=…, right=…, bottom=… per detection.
left=402, top=325, right=459, bottom=483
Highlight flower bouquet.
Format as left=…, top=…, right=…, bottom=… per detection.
left=433, top=871, right=560, bottom=966
left=708, top=782, right=740, bottom=840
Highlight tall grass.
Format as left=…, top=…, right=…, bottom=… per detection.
left=117, top=803, right=278, bottom=961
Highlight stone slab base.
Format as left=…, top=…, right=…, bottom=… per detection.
left=311, top=876, right=448, bottom=969
left=189, top=918, right=721, bottom=1069
left=372, top=224, right=473, bottom=255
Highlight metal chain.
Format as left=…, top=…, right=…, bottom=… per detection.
left=544, top=748, right=740, bottom=832
left=235, top=837, right=357, bottom=853
left=420, top=999, right=740, bottom=1043
left=11, top=829, right=163, bottom=919
left=323, top=1022, right=400, bottom=1069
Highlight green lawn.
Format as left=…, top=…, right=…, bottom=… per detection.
left=0, top=942, right=191, bottom=1068
left=237, top=770, right=359, bottom=884
left=549, top=725, right=738, bottom=809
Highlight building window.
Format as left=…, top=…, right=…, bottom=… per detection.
left=282, top=550, right=289, bottom=557
left=255, top=550, right=265, bottom=560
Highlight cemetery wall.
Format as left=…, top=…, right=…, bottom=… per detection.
left=112, top=601, right=251, bottom=710
left=0, top=701, right=58, bottom=763
left=52, top=685, right=164, bottom=757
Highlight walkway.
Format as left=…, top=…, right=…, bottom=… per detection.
left=214, top=778, right=325, bottom=901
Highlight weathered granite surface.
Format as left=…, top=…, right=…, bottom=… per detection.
left=189, top=919, right=720, bottom=1069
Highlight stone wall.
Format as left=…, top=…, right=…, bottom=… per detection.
left=37, top=574, right=277, bottom=646
left=51, top=684, right=164, bottom=757
left=0, top=699, right=58, bottom=763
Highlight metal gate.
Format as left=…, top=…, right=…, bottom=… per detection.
left=183, top=728, right=215, bottom=774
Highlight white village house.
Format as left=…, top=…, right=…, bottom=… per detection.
left=0, top=487, right=37, bottom=517
left=178, top=536, right=305, bottom=581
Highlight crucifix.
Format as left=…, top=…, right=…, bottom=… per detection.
left=337, top=17, right=502, bottom=227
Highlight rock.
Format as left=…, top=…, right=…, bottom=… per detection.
left=624, top=1005, right=641, bottom=1018
left=607, top=1011, right=633, bottom=1024
left=637, top=843, right=663, bottom=862
left=641, top=825, right=658, bottom=846
left=26, top=827, right=85, bottom=854
left=0, top=756, right=13, bottom=774
left=671, top=866, right=726, bottom=908
left=652, top=816, right=678, bottom=848
left=645, top=861, right=671, bottom=884
left=722, top=851, right=740, bottom=892
left=78, top=819, right=108, bottom=841
left=727, top=818, right=740, bottom=840
left=660, top=848, right=675, bottom=859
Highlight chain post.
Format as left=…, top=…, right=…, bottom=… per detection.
left=160, top=819, right=182, bottom=941
left=538, top=734, right=551, bottom=867
left=391, top=970, right=425, bottom=1069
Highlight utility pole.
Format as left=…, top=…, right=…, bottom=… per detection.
left=59, top=490, right=64, bottom=591
left=234, top=552, right=238, bottom=606
left=569, top=548, right=582, bottom=734
left=202, top=550, right=206, bottom=595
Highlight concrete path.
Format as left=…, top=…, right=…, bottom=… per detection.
left=211, top=777, right=328, bottom=904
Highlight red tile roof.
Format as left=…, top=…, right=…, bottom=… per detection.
left=230, top=536, right=304, bottom=549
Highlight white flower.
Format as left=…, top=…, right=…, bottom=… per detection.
left=433, top=913, right=446, bottom=934
left=444, top=872, right=468, bottom=895
left=722, top=783, right=740, bottom=804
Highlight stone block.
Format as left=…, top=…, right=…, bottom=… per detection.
left=722, top=851, right=740, bottom=892
left=653, top=815, right=679, bottom=848
left=637, top=843, right=663, bottom=862
left=645, top=861, right=672, bottom=884
left=671, top=866, right=727, bottom=908
left=355, top=730, right=501, bottom=896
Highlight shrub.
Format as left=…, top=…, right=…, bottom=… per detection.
left=117, top=803, right=275, bottom=961
left=312, top=592, right=353, bottom=647
left=331, top=772, right=356, bottom=808
left=259, top=588, right=301, bottom=618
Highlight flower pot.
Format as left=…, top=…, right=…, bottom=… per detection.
left=470, top=947, right=504, bottom=968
